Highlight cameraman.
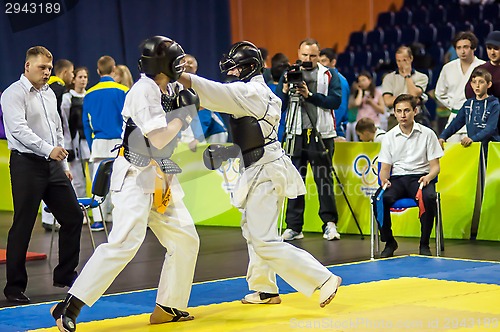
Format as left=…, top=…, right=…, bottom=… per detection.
left=276, top=38, right=342, bottom=241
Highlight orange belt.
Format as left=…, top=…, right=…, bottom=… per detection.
left=119, top=147, right=172, bottom=214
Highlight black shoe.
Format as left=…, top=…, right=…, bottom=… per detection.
left=54, top=272, right=78, bottom=288
left=380, top=240, right=398, bottom=258
left=50, top=295, right=84, bottom=332
left=419, top=245, right=432, bottom=256
left=5, top=291, right=30, bottom=304
left=150, top=304, right=194, bottom=324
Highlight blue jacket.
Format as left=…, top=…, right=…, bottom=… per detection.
left=334, top=69, right=349, bottom=137
left=198, top=109, right=227, bottom=139
left=440, top=95, right=500, bottom=146
left=82, top=77, right=128, bottom=149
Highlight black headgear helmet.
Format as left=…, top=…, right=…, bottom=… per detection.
left=138, top=36, right=185, bottom=80
left=219, top=41, right=263, bottom=82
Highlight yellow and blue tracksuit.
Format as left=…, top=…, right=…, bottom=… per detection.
left=82, top=77, right=128, bottom=150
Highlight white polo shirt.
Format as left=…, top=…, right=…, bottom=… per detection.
left=378, top=122, right=443, bottom=176
left=382, top=70, right=429, bottom=112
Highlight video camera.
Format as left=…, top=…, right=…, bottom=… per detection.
left=287, top=62, right=303, bottom=85
left=285, top=60, right=314, bottom=90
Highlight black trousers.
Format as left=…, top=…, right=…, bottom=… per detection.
left=380, top=175, right=436, bottom=247
left=285, top=131, right=338, bottom=232
left=4, top=151, right=83, bottom=296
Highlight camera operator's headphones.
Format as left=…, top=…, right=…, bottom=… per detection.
left=219, top=41, right=263, bottom=82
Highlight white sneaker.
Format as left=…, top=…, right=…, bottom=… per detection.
left=281, top=228, right=304, bottom=241
left=241, top=292, right=281, bottom=304
left=319, top=275, right=342, bottom=308
left=323, top=222, right=340, bottom=240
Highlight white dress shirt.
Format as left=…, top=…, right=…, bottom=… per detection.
left=1, top=74, right=68, bottom=170
left=379, top=122, right=443, bottom=176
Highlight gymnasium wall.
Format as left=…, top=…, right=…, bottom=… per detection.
left=229, top=0, right=403, bottom=64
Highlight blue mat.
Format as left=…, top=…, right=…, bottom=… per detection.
left=1, top=256, right=499, bottom=332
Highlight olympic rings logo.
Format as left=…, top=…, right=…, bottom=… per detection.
left=216, top=158, right=240, bottom=191
left=353, top=154, right=379, bottom=187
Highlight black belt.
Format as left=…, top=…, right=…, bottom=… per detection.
left=12, top=150, right=51, bottom=162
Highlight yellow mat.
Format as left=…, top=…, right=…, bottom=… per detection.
left=33, top=277, right=500, bottom=332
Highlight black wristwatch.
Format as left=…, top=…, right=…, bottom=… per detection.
left=404, top=74, right=411, bottom=79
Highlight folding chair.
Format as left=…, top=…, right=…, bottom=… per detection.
left=417, top=23, right=437, bottom=47
left=370, top=164, right=444, bottom=260
left=383, top=26, right=401, bottom=50
left=78, top=158, right=114, bottom=249
left=482, top=3, right=499, bottom=23
left=394, top=7, right=413, bottom=27
left=412, top=6, right=429, bottom=25
left=474, top=21, right=493, bottom=44
left=347, top=31, right=366, bottom=51
left=377, top=12, right=395, bottom=29
left=48, top=158, right=114, bottom=261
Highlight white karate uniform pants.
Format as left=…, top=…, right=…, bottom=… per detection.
left=69, top=174, right=199, bottom=308
left=242, top=179, right=333, bottom=296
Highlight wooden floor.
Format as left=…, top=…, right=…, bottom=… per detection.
left=0, top=211, right=498, bottom=308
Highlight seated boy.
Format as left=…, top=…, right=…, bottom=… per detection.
left=378, top=94, right=443, bottom=257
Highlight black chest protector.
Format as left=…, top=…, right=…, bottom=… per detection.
left=122, top=118, right=181, bottom=174
left=69, top=96, right=85, bottom=140
left=230, top=116, right=269, bottom=167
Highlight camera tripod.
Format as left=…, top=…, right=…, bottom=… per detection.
left=282, top=91, right=364, bottom=239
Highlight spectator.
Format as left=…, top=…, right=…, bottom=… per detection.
left=355, top=117, right=386, bottom=143
left=353, top=71, right=386, bottom=127
left=435, top=31, right=484, bottom=143
left=43, top=59, right=75, bottom=230
left=346, top=81, right=360, bottom=141
left=61, top=67, right=91, bottom=199
left=319, top=47, right=349, bottom=140
left=465, top=31, right=500, bottom=133
left=439, top=68, right=500, bottom=159
left=113, top=64, right=134, bottom=88
left=83, top=55, right=128, bottom=231
left=268, top=52, right=290, bottom=141
left=259, top=47, right=273, bottom=84
left=47, top=59, right=74, bottom=118
left=178, top=54, right=215, bottom=149
left=382, top=46, right=429, bottom=129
